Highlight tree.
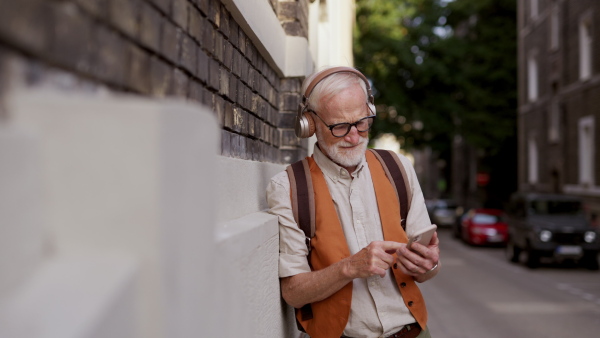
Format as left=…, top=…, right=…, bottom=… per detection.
left=354, top=0, right=517, bottom=157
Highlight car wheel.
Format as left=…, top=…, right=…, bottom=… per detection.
left=581, top=252, right=599, bottom=271
left=506, top=240, right=520, bottom=263
left=524, top=242, right=539, bottom=269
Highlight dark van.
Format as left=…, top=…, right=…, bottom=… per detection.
left=505, top=193, right=599, bottom=269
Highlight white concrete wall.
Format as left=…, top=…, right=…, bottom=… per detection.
left=0, top=90, right=297, bottom=338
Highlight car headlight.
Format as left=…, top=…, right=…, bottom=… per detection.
left=539, top=230, right=552, bottom=242
left=584, top=231, right=597, bottom=243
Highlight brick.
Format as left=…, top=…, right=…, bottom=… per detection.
left=93, top=26, right=126, bottom=85
left=140, top=2, right=162, bottom=52
left=0, top=0, right=51, bottom=54
left=280, top=78, right=301, bottom=92
left=161, top=21, right=181, bottom=64
left=208, top=0, right=220, bottom=27
left=278, top=2, right=297, bottom=20
left=202, top=18, right=215, bottom=55
left=180, top=35, right=197, bottom=74
left=224, top=101, right=234, bottom=129
left=109, top=0, right=139, bottom=38
left=249, top=114, right=259, bottom=138
left=197, top=48, right=209, bottom=83
left=282, top=21, right=304, bottom=37
left=229, top=76, right=238, bottom=102
left=150, top=56, right=172, bottom=97
left=171, top=0, right=188, bottom=30
left=230, top=133, right=246, bottom=158
left=201, top=86, right=213, bottom=107
left=279, top=112, right=295, bottom=129
left=50, top=3, right=92, bottom=73
left=233, top=108, right=247, bottom=134
left=189, top=6, right=203, bottom=43
left=148, top=0, right=169, bottom=14
left=128, top=44, right=151, bottom=94
left=75, top=0, right=107, bottom=19
left=213, top=94, right=225, bottom=121
left=219, top=67, right=229, bottom=97
left=214, top=33, right=224, bottom=62
left=188, top=80, right=203, bottom=103
left=220, top=100, right=232, bottom=128
left=229, top=19, right=239, bottom=47
left=197, top=0, right=209, bottom=16
left=221, top=130, right=232, bottom=157
left=238, top=29, right=246, bottom=55
left=220, top=6, right=230, bottom=38
left=280, top=92, right=300, bottom=111
left=207, top=59, right=220, bottom=90
left=231, top=49, right=241, bottom=77
left=170, top=68, right=189, bottom=98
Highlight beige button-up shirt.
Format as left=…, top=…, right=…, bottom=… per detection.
left=266, top=146, right=432, bottom=338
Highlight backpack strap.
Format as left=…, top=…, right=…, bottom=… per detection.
left=367, top=149, right=412, bottom=229
left=286, top=158, right=316, bottom=323
left=285, top=158, right=315, bottom=249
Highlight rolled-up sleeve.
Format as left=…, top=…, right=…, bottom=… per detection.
left=266, top=171, right=311, bottom=277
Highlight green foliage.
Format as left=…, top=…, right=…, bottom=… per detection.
left=354, top=0, right=517, bottom=155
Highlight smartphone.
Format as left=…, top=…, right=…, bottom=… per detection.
left=407, top=224, right=437, bottom=250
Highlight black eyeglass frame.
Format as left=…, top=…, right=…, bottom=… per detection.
left=310, top=110, right=376, bottom=138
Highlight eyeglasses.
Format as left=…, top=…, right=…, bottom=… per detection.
left=310, top=110, right=376, bottom=137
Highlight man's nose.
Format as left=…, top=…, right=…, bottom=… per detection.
left=344, top=125, right=360, bottom=144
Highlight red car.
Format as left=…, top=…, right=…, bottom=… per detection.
left=460, top=209, right=508, bottom=246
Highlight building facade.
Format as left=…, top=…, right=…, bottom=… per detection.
left=518, top=0, right=600, bottom=215
left=0, top=1, right=356, bottom=337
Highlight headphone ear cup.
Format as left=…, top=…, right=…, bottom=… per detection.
left=294, top=112, right=316, bottom=138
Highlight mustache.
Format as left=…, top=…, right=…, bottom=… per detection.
left=335, top=137, right=368, bottom=148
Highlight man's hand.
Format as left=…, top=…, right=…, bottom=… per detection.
left=396, top=231, right=440, bottom=282
left=343, top=241, right=404, bottom=278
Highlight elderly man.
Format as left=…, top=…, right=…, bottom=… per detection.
left=267, top=67, right=440, bottom=338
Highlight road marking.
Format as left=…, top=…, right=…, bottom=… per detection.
left=486, top=301, right=596, bottom=314
left=556, top=282, right=600, bottom=307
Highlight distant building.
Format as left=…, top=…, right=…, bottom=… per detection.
left=518, top=0, right=600, bottom=215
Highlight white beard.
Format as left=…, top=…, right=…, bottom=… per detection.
left=318, top=136, right=368, bottom=170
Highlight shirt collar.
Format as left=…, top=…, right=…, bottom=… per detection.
left=313, top=144, right=366, bottom=182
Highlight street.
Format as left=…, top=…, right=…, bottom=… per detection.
left=420, top=228, right=600, bottom=338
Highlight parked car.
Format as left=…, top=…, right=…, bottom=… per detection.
left=504, top=193, right=600, bottom=269
left=460, top=208, right=508, bottom=246
left=427, top=199, right=460, bottom=228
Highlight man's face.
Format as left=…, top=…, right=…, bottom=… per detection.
left=315, top=83, right=370, bottom=171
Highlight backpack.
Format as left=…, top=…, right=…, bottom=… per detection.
left=285, top=148, right=412, bottom=323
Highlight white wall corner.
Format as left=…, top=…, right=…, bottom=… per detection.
left=222, top=0, right=315, bottom=77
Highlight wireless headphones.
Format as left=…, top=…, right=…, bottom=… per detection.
left=294, top=66, right=375, bottom=138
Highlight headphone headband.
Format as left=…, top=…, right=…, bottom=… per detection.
left=294, top=67, right=374, bottom=139
left=302, top=66, right=373, bottom=106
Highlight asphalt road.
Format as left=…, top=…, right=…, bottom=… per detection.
left=420, top=228, right=600, bottom=338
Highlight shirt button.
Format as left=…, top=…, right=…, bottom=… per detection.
left=400, top=282, right=407, bottom=288
left=408, top=301, right=414, bottom=307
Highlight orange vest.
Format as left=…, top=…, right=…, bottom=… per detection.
left=296, top=151, right=428, bottom=338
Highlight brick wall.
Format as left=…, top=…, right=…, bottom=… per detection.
left=0, top=0, right=311, bottom=163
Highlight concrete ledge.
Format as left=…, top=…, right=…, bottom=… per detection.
left=0, top=253, right=137, bottom=338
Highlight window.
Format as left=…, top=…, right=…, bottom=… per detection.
left=528, top=136, right=539, bottom=184
left=550, top=5, right=559, bottom=51
left=579, top=17, right=593, bottom=80
left=578, top=116, right=595, bottom=186
left=527, top=54, right=539, bottom=102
